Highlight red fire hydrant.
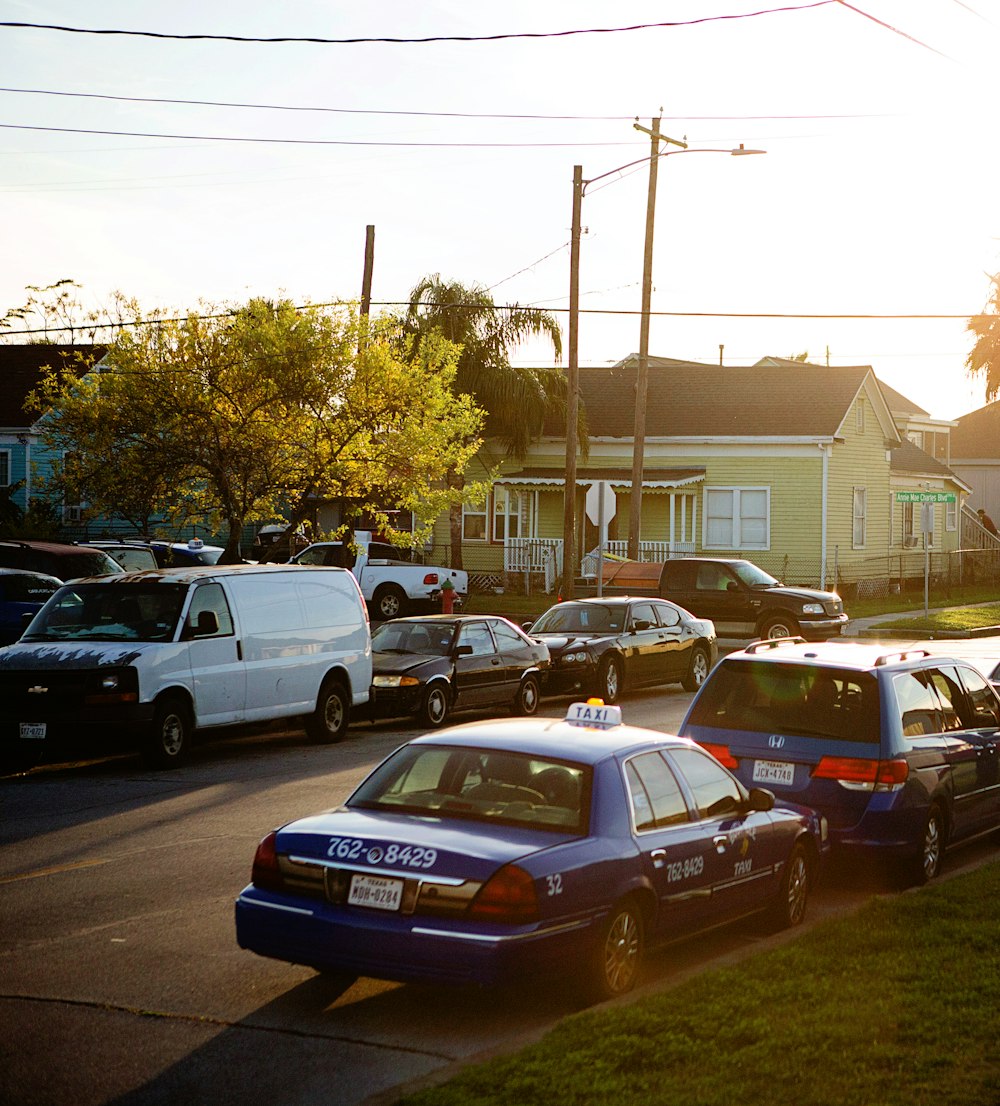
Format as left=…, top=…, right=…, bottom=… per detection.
left=440, top=581, right=456, bottom=614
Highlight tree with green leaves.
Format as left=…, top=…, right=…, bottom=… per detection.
left=403, top=275, right=572, bottom=567
left=31, top=298, right=483, bottom=562
left=966, top=273, right=1000, bottom=401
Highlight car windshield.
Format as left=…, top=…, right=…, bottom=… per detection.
left=731, top=562, right=780, bottom=588
left=21, top=582, right=187, bottom=643
left=349, top=744, right=590, bottom=833
left=687, top=660, right=880, bottom=742
left=531, top=604, right=622, bottom=634
left=371, top=621, right=455, bottom=656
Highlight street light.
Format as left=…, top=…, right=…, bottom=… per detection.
left=560, top=126, right=765, bottom=598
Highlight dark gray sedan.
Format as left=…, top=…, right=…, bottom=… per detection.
left=365, top=615, right=550, bottom=728
left=526, top=596, right=717, bottom=703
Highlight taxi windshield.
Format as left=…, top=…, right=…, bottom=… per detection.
left=349, top=744, right=590, bottom=833
left=21, top=582, right=187, bottom=643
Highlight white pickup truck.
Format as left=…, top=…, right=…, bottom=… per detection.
left=291, top=532, right=469, bottom=620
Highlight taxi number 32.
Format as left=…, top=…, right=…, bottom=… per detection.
left=326, top=837, right=437, bottom=869
left=665, top=856, right=705, bottom=882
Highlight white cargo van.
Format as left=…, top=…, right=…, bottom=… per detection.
left=0, top=565, right=371, bottom=771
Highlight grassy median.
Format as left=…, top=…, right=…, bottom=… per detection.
left=397, top=861, right=1000, bottom=1106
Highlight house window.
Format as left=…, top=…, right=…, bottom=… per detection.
left=852, top=487, right=867, bottom=548
left=907, top=429, right=922, bottom=449
left=901, top=501, right=916, bottom=546
left=493, top=488, right=523, bottom=542
left=704, top=488, right=769, bottom=550
left=0, top=450, right=9, bottom=487
left=946, top=497, right=957, bottom=531
left=856, top=399, right=865, bottom=434
left=462, top=500, right=488, bottom=541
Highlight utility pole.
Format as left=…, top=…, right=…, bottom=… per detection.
left=358, top=224, right=375, bottom=353
left=627, top=117, right=686, bottom=560
left=561, top=165, right=583, bottom=599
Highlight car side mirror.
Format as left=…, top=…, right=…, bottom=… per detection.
left=727, top=581, right=740, bottom=592
left=521, top=621, right=533, bottom=632
left=747, top=787, right=775, bottom=812
left=455, top=644, right=474, bottom=656
left=632, top=619, right=651, bottom=632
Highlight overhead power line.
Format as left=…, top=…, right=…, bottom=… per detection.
left=0, top=87, right=901, bottom=123
left=0, top=5, right=835, bottom=45
left=0, top=123, right=636, bottom=149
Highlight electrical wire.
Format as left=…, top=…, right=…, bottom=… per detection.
left=0, top=5, right=836, bottom=45
left=833, top=0, right=955, bottom=59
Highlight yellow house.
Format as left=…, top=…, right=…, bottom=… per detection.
left=429, top=355, right=973, bottom=598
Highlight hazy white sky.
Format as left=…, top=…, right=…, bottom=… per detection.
left=3, top=0, right=999, bottom=419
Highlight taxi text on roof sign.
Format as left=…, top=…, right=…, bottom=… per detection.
left=565, top=700, right=622, bottom=730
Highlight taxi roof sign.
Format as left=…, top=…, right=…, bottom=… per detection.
left=565, top=700, right=623, bottom=730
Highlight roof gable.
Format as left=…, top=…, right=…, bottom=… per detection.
left=951, top=400, right=1000, bottom=459
left=0, top=344, right=103, bottom=427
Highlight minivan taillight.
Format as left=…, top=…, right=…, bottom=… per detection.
left=812, top=756, right=908, bottom=791
left=698, top=742, right=739, bottom=770
left=468, top=864, right=538, bottom=923
left=251, top=831, right=285, bottom=892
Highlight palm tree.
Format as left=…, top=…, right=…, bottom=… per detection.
left=967, top=273, right=1000, bottom=401
left=405, top=276, right=574, bottom=567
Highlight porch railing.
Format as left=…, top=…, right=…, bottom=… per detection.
left=504, top=538, right=564, bottom=593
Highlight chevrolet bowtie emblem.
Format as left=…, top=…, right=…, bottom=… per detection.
left=27, top=686, right=48, bottom=694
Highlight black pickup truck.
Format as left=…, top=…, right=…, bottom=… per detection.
left=655, top=557, right=847, bottom=641
left=596, top=557, right=849, bottom=641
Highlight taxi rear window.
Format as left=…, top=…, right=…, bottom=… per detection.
left=688, top=660, right=879, bottom=742
left=349, top=745, right=590, bottom=833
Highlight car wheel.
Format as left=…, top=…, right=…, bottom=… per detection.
left=913, top=804, right=945, bottom=884
left=142, top=695, right=192, bottom=769
left=596, top=656, right=622, bottom=703
left=372, top=585, right=406, bottom=621
left=511, top=674, right=540, bottom=716
left=306, top=679, right=349, bottom=743
left=760, top=614, right=800, bottom=640
left=682, top=645, right=711, bottom=692
left=588, top=898, right=644, bottom=1002
left=768, top=842, right=810, bottom=929
left=419, top=683, right=449, bottom=728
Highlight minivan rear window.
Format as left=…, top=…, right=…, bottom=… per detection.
left=687, top=660, right=880, bottom=742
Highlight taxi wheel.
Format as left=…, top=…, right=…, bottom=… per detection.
left=682, top=646, right=711, bottom=692
left=768, top=842, right=810, bottom=929
left=913, top=805, right=945, bottom=884
left=419, top=684, right=449, bottom=728
left=595, top=656, right=622, bottom=703
left=511, top=675, right=540, bottom=716
left=590, top=899, right=644, bottom=1001
left=307, top=679, right=349, bottom=743
left=142, top=695, right=192, bottom=769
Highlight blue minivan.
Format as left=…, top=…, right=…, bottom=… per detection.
left=679, top=639, right=1000, bottom=882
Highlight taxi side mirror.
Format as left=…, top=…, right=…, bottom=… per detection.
left=747, top=787, right=775, bottom=812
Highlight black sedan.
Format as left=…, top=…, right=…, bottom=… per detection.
left=366, top=615, right=550, bottom=728
left=526, top=596, right=717, bottom=703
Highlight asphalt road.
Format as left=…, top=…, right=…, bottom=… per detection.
left=2, top=682, right=996, bottom=1106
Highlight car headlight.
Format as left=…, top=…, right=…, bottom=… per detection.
left=372, top=675, right=421, bottom=688
left=801, top=603, right=824, bottom=615
left=559, top=651, right=590, bottom=665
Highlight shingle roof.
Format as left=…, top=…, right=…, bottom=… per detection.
left=544, top=356, right=874, bottom=439
left=0, top=344, right=103, bottom=427
left=951, top=401, right=1000, bottom=459
left=889, top=438, right=957, bottom=478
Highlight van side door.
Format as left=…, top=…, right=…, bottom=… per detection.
left=183, top=582, right=247, bottom=726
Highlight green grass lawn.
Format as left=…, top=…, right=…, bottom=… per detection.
left=869, top=603, right=1000, bottom=634
left=397, top=861, right=1000, bottom=1106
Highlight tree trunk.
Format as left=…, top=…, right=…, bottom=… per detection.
left=221, top=516, right=244, bottom=564
left=447, top=468, right=464, bottom=570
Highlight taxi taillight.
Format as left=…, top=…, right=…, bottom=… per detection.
left=468, top=864, right=538, bottom=923
left=812, top=756, right=908, bottom=790
left=698, top=742, right=739, bottom=770
left=251, top=830, right=285, bottom=892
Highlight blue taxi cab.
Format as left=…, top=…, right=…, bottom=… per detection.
left=235, top=702, right=827, bottom=1000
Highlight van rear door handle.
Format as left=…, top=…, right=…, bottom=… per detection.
left=236, top=640, right=243, bottom=661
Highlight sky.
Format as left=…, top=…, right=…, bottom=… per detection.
left=3, top=0, right=1000, bottom=421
